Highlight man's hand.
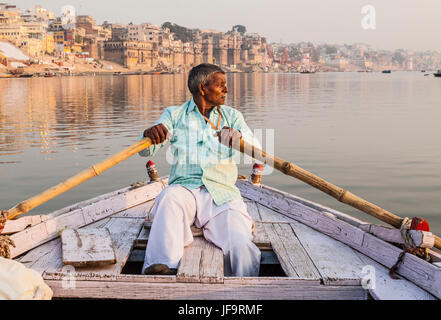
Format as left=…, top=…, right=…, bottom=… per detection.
left=143, top=124, right=169, bottom=145
left=217, top=126, right=242, bottom=148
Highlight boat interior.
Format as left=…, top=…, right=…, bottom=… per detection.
left=10, top=177, right=441, bottom=300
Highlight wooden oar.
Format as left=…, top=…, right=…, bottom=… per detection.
left=235, top=138, right=441, bottom=251
left=4, top=138, right=153, bottom=221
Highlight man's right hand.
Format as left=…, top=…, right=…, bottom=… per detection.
left=143, top=124, right=169, bottom=145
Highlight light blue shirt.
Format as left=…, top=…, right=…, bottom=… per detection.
left=139, top=99, right=259, bottom=205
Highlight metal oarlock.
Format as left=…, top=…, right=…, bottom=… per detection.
left=250, top=163, right=264, bottom=185
left=146, top=160, right=159, bottom=182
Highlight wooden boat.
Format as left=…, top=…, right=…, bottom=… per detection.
left=7, top=173, right=441, bottom=300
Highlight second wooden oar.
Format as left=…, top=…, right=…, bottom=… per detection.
left=235, top=138, right=441, bottom=251
left=4, top=138, right=153, bottom=221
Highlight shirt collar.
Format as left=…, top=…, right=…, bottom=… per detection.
left=187, top=98, right=222, bottom=115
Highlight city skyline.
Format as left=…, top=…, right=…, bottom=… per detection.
left=10, top=0, right=441, bottom=52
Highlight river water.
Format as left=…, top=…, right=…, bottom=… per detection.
left=1, top=72, right=440, bottom=234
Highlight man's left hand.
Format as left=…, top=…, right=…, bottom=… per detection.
left=217, top=126, right=242, bottom=148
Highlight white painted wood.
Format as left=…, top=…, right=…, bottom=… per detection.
left=244, top=200, right=261, bottom=222
left=354, top=251, right=436, bottom=300
left=238, top=180, right=368, bottom=228
left=263, top=223, right=321, bottom=280
left=257, top=203, right=293, bottom=223
left=23, top=215, right=144, bottom=276
left=2, top=215, right=48, bottom=235
left=237, top=180, right=441, bottom=299
left=18, top=237, right=63, bottom=275
left=45, top=279, right=367, bottom=300
left=252, top=222, right=270, bottom=247
left=43, top=272, right=177, bottom=283
left=31, top=178, right=166, bottom=224
left=61, top=217, right=144, bottom=275
left=10, top=180, right=166, bottom=258
left=177, top=237, right=224, bottom=284
left=111, top=200, right=155, bottom=218
left=360, top=224, right=434, bottom=248
left=239, top=182, right=366, bottom=248
left=177, top=238, right=203, bottom=283
left=200, top=238, right=224, bottom=284
left=36, top=185, right=135, bottom=220
left=61, top=228, right=116, bottom=267
left=288, top=220, right=364, bottom=286
left=355, top=233, right=441, bottom=299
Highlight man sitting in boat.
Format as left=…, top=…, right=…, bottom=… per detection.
left=139, top=63, right=261, bottom=276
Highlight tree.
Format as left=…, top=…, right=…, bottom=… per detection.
left=161, top=22, right=194, bottom=43
left=232, top=25, right=247, bottom=35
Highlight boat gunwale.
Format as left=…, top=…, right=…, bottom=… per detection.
left=10, top=177, right=440, bottom=300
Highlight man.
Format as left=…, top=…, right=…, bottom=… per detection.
left=139, top=63, right=261, bottom=277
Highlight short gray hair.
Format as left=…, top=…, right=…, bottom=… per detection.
left=188, top=63, right=225, bottom=95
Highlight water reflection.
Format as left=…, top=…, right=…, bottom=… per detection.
left=0, top=73, right=294, bottom=157
left=0, top=72, right=440, bottom=235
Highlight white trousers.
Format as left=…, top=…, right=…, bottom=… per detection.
left=142, top=184, right=261, bottom=277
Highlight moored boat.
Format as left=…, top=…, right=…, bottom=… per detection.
left=434, top=70, right=441, bottom=77
left=382, top=70, right=392, bottom=74
left=7, top=170, right=441, bottom=300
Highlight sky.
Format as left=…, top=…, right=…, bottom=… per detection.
left=10, top=0, right=441, bottom=52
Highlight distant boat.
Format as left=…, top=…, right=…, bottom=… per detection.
left=300, top=70, right=315, bottom=74
left=382, top=70, right=392, bottom=74
left=434, top=70, right=441, bottom=77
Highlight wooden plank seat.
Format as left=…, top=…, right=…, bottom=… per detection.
left=13, top=178, right=439, bottom=300
left=18, top=201, right=153, bottom=276
left=176, top=237, right=224, bottom=284
left=142, top=221, right=224, bottom=283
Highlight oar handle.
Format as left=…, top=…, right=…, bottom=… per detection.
left=235, top=138, right=441, bottom=251
left=5, top=138, right=153, bottom=221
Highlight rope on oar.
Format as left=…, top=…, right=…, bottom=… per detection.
left=400, top=217, right=417, bottom=250
left=0, top=211, right=15, bottom=258
left=389, top=217, right=431, bottom=279
left=0, top=236, right=15, bottom=259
